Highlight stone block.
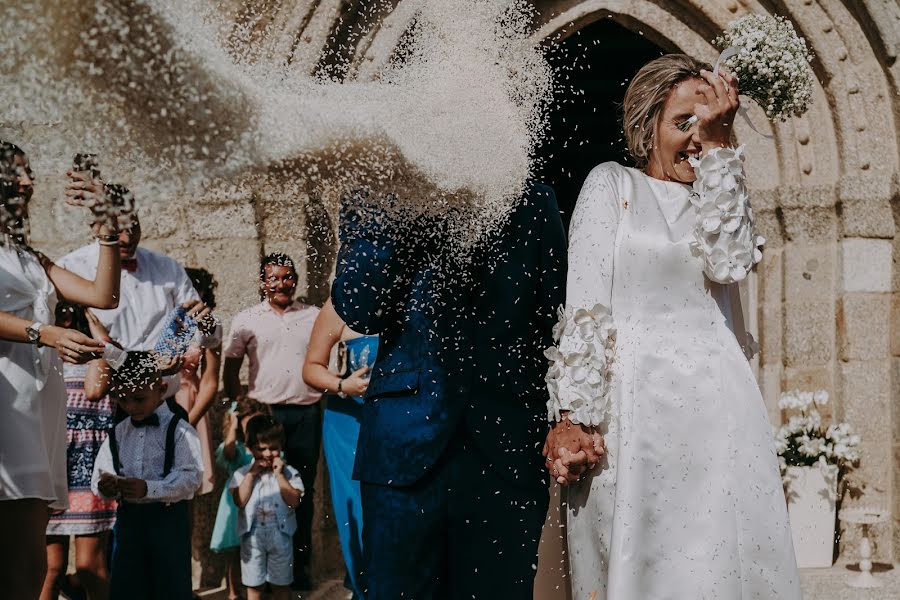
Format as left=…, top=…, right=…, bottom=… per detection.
left=840, top=198, right=895, bottom=239
left=784, top=242, right=837, bottom=301
left=783, top=301, right=834, bottom=367
left=782, top=366, right=836, bottom=421
left=839, top=361, right=892, bottom=510
left=189, top=239, right=262, bottom=325
left=892, top=295, right=900, bottom=356
left=841, top=238, right=892, bottom=292
left=759, top=363, right=783, bottom=424
left=781, top=206, right=837, bottom=243
left=837, top=293, right=891, bottom=361
left=189, top=202, right=258, bottom=240
left=838, top=174, right=895, bottom=205
left=892, top=358, right=900, bottom=450
left=779, top=185, right=837, bottom=210
left=754, top=208, right=782, bottom=250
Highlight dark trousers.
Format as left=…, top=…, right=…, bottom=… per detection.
left=359, top=430, right=549, bottom=600
left=271, top=402, right=322, bottom=585
left=109, top=501, right=191, bottom=600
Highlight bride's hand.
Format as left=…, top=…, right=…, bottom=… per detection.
left=694, top=69, right=739, bottom=153
left=543, top=416, right=605, bottom=485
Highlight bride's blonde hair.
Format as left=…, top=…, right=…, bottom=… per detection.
left=622, top=54, right=711, bottom=169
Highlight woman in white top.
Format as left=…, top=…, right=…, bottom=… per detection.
left=0, top=142, right=121, bottom=600
left=543, top=55, right=801, bottom=599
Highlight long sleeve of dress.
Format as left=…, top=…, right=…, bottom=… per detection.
left=545, top=164, right=622, bottom=427
left=688, top=145, right=765, bottom=284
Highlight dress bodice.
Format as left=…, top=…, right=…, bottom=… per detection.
left=612, top=167, right=734, bottom=342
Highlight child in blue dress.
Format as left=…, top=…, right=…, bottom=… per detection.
left=210, top=397, right=269, bottom=600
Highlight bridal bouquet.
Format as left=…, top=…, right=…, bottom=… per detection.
left=774, top=389, right=860, bottom=480
left=714, top=14, right=814, bottom=121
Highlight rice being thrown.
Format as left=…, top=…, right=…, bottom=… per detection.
left=0, top=0, right=555, bottom=249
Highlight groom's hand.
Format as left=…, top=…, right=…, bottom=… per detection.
left=543, top=416, right=605, bottom=486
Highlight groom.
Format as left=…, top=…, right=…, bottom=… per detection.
left=331, top=184, right=566, bottom=599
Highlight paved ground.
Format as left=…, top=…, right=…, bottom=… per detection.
left=194, top=564, right=900, bottom=599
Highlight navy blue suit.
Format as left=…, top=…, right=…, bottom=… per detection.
left=332, top=184, right=566, bottom=599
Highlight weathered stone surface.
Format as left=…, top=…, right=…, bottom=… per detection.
left=837, top=293, right=891, bottom=361
left=189, top=202, right=258, bottom=240
left=782, top=206, right=837, bottom=243
left=841, top=238, right=892, bottom=292
left=840, top=198, right=895, bottom=239
left=783, top=300, right=835, bottom=367
left=779, top=184, right=838, bottom=210
left=784, top=242, right=837, bottom=300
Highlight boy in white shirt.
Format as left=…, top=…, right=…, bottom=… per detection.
left=91, top=351, right=203, bottom=600
left=229, top=415, right=305, bottom=600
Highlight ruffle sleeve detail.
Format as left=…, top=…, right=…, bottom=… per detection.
left=544, top=303, right=616, bottom=426
left=688, top=145, right=765, bottom=284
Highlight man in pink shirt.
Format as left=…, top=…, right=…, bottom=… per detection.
left=223, top=252, right=321, bottom=590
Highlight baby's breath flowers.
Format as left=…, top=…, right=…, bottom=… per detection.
left=714, top=14, right=814, bottom=121
left=774, top=390, right=861, bottom=483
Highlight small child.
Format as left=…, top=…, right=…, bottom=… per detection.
left=91, top=351, right=203, bottom=600
left=229, top=416, right=305, bottom=600
left=209, top=397, right=270, bottom=600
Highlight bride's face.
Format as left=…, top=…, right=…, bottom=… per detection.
left=647, top=78, right=705, bottom=184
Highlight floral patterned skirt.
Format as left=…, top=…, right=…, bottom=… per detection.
left=46, top=379, right=117, bottom=536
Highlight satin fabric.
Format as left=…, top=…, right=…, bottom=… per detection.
left=322, top=335, right=377, bottom=599
left=564, top=164, right=801, bottom=599
left=0, top=239, right=68, bottom=509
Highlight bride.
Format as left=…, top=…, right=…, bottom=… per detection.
left=542, top=54, right=802, bottom=599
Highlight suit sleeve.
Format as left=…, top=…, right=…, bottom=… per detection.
left=537, top=186, right=567, bottom=349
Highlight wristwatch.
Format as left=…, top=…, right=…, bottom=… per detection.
left=336, top=377, right=347, bottom=399
left=26, top=322, right=43, bottom=345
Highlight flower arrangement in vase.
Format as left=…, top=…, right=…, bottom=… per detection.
left=774, top=389, right=860, bottom=568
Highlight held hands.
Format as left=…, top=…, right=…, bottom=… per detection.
left=694, top=69, right=740, bottom=152
left=542, top=416, right=605, bottom=486
left=342, top=366, right=370, bottom=396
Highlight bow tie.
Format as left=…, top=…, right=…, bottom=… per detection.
left=122, top=258, right=138, bottom=273
left=131, top=414, right=160, bottom=428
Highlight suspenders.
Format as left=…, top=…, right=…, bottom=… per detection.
left=108, top=409, right=185, bottom=478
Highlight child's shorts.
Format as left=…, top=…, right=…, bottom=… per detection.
left=240, top=522, right=294, bottom=587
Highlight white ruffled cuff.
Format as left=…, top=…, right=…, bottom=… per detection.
left=544, top=303, right=616, bottom=426
left=688, top=145, right=764, bottom=284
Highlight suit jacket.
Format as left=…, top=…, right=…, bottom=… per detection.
left=331, top=184, right=566, bottom=489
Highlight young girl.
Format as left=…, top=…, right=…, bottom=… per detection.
left=210, top=397, right=269, bottom=600
left=41, top=302, right=117, bottom=600
left=229, top=416, right=304, bottom=600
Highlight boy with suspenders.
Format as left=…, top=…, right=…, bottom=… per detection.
left=91, top=351, right=203, bottom=600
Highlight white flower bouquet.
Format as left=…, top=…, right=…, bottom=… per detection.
left=714, top=14, right=815, bottom=121
left=774, top=390, right=860, bottom=481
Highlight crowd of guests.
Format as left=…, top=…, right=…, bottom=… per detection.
left=0, top=141, right=372, bottom=600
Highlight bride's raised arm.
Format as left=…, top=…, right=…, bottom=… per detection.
left=545, top=164, right=622, bottom=428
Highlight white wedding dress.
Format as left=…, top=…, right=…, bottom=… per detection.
left=0, top=237, right=68, bottom=510
left=546, top=149, right=801, bottom=599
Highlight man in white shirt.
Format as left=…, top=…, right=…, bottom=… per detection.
left=223, top=252, right=321, bottom=590
left=58, top=210, right=207, bottom=398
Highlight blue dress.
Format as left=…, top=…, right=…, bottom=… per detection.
left=322, top=335, right=377, bottom=598
left=210, top=437, right=253, bottom=552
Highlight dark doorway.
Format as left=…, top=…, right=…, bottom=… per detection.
left=534, top=18, right=665, bottom=229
